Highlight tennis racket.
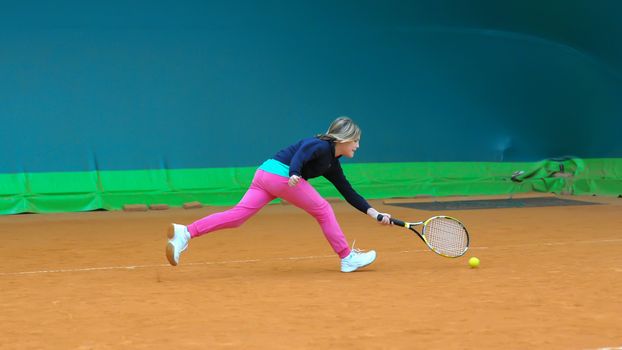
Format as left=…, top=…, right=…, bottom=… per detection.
left=377, top=214, right=469, bottom=258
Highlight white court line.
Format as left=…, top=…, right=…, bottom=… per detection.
left=585, top=347, right=622, bottom=350
left=482, top=238, right=622, bottom=250
left=0, top=255, right=335, bottom=276
left=1, top=238, right=621, bottom=277
left=0, top=264, right=169, bottom=276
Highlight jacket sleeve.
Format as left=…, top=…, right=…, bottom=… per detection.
left=323, top=161, right=371, bottom=214
left=289, top=140, right=324, bottom=177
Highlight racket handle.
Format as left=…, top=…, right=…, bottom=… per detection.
left=376, top=214, right=406, bottom=227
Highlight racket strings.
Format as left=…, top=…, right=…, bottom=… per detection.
left=424, top=218, right=469, bottom=257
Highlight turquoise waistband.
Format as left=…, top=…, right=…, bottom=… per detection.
left=258, top=159, right=290, bottom=177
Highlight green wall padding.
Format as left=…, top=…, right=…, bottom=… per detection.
left=1, top=159, right=620, bottom=215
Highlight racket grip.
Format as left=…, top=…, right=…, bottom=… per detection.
left=376, top=214, right=406, bottom=227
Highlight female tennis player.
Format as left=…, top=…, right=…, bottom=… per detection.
left=166, top=117, right=392, bottom=272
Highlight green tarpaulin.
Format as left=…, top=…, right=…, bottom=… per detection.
left=1, top=158, right=620, bottom=215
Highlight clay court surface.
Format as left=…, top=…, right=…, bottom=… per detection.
left=1, top=194, right=621, bottom=349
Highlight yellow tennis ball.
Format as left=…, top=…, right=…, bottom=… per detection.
left=468, top=257, right=480, bottom=268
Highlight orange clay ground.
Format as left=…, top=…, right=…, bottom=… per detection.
left=1, top=194, right=621, bottom=350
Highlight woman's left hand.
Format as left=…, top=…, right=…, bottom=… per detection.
left=288, top=175, right=302, bottom=187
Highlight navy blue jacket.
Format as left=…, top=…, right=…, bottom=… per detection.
left=273, top=137, right=371, bottom=214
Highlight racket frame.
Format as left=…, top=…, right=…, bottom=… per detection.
left=378, top=215, right=470, bottom=258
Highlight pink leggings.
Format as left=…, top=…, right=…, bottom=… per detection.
left=187, top=170, right=351, bottom=258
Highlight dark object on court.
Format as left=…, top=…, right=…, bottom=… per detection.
left=387, top=197, right=600, bottom=211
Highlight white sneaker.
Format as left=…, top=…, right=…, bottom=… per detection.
left=166, top=223, right=191, bottom=266
left=341, top=246, right=377, bottom=273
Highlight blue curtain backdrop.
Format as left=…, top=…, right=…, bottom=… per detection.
left=1, top=0, right=621, bottom=173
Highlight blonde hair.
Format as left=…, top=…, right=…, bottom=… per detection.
left=317, top=116, right=361, bottom=143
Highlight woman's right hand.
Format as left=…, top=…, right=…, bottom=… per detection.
left=288, top=175, right=302, bottom=187
left=367, top=208, right=392, bottom=225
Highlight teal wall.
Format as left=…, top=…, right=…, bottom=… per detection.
left=1, top=0, right=621, bottom=173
